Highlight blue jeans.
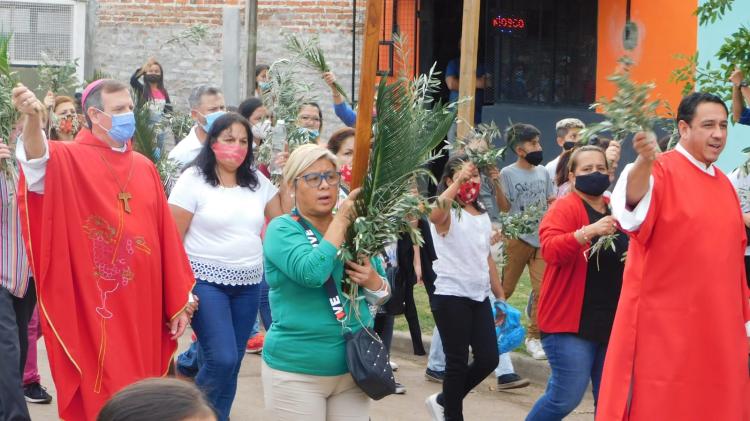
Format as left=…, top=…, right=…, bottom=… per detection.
left=176, top=340, right=203, bottom=378
left=526, top=333, right=607, bottom=421
left=191, top=280, right=260, bottom=421
left=249, top=277, right=272, bottom=337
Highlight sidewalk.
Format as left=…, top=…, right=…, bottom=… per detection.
left=27, top=330, right=596, bottom=420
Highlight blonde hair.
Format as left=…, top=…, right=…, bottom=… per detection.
left=555, top=118, right=585, bottom=138
left=283, top=144, right=338, bottom=186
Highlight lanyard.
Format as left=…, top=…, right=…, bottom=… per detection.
left=293, top=215, right=346, bottom=322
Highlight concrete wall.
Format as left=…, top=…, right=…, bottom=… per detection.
left=90, top=0, right=365, bottom=139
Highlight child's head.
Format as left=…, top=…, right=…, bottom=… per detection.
left=97, top=378, right=216, bottom=421
left=555, top=118, right=585, bottom=151
left=438, top=154, right=486, bottom=213
left=506, top=123, right=543, bottom=166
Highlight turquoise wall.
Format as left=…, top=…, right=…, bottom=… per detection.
left=698, top=0, right=750, bottom=172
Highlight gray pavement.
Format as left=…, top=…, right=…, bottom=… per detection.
left=27, top=330, right=595, bottom=420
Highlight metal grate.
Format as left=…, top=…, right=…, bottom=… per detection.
left=0, top=0, right=74, bottom=65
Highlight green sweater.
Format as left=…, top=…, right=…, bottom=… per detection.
left=262, top=214, right=384, bottom=376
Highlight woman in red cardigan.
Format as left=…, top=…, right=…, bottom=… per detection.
left=526, top=145, right=627, bottom=421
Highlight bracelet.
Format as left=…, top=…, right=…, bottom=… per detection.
left=576, top=226, right=590, bottom=242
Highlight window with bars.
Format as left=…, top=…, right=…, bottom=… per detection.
left=0, top=0, right=74, bottom=65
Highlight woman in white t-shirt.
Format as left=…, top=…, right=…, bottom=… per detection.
left=168, top=112, right=292, bottom=421
left=424, top=154, right=505, bottom=421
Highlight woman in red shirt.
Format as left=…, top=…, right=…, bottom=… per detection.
left=527, top=145, right=627, bottom=421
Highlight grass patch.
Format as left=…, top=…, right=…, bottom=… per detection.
left=393, top=270, right=533, bottom=336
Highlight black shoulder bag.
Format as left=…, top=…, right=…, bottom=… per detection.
left=294, top=216, right=396, bottom=400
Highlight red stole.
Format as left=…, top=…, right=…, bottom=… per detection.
left=597, top=150, right=750, bottom=420
left=18, top=130, right=194, bottom=421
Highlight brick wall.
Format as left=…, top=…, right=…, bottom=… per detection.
left=91, top=0, right=366, bottom=139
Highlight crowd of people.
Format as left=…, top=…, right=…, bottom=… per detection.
left=0, top=52, right=749, bottom=421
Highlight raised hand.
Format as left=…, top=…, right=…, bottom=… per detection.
left=12, top=84, right=44, bottom=116
left=632, top=132, right=658, bottom=162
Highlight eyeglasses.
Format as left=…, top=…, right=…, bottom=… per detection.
left=295, top=171, right=341, bottom=188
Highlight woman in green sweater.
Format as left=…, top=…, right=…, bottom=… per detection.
left=262, top=144, right=390, bottom=420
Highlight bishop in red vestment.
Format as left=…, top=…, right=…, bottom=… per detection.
left=12, top=81, right=195, bottom=421
left=601, top=93, right=750, bottom=420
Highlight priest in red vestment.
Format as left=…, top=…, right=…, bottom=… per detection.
left=602, top=92, right=750, bottom=420
left=11, top=81, right=195, bottom=421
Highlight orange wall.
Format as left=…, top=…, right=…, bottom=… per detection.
left=379, top=0, right=419, bottom=80
left=596, top=0, right=697, bottom=112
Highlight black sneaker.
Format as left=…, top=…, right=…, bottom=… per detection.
left=496, top=373, right=530, bottom=390
left=425, top=368, right=445, bottom=383
left=24, top=382, right=53, bottom=404
left=394, top=382, right=406, bottom=394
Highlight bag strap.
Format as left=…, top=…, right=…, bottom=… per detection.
left=293, top=215, right=347, bottom=322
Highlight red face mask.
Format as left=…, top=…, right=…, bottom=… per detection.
left=457, top=180, right=480, bottom=204
left=211, top=142, right=247, bottom=167
left=340, top=164, right=352, bottom=185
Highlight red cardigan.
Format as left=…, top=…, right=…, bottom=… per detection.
left=537, top=192, right=609, bottom=334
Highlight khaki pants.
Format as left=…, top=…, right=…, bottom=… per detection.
left=502, top=239, right=546, bottom=339
left=262, top=361, right=370, bottom=421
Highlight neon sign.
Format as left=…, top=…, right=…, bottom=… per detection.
left=492, top=16, right=526, bottom=34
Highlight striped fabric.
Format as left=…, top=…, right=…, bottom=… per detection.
left=1, top=164, right=31, bottom=297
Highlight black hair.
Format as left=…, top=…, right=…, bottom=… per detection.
left=437, top=154, right=486, bottom=214
left=255, top=64, right=270, bottom=78
left=298, top=102, right=323, bottom=131
left=327, top=127, right=356, bottom=155
left=238, top=97, right=264, bottom=120
left=505, top=123, right=541, bottom=154
left=97, top=378, right=215, bottom=421
left=676, top=92, right=728, bottom=125
left=139, top=62, right=170, bottom=104
left=189, top=112, right=259, bottom=190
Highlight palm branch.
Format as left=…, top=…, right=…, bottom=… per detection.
left=453, top=121, right=507, bottom=169
left=285, top=34, right=349, bottom=102
left=37, top=52, right=79, bottom=96
left=338, top=64, right=457, bottom=278
left=580, top=56, right=663, bottom=147
left=0, top=33, right=19, bottom=177
left=131, top=101, right=179, bottom=193
left=585, top=233, right=619, bottom=271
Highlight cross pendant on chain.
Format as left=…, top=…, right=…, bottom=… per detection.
left=118, top=192, right=132, bottom=214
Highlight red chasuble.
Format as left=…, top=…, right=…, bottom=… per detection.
left=17, top=129, right=195, bottom=421
left=598, top=150, right=750, bottom=421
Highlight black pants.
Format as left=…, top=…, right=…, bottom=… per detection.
left=744, top=256, right=750, bottom=289
left=0, top=279, right=36, bottom=421
left=402, top=282, right=426, bottom=355
left=374, top=313, right=394, bottom=352
left=431, top=295, right=498, bottom=421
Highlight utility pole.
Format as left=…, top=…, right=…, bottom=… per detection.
left=457, top=0, right=480, bottom=140
left=245, top=0, right=258, bottom=98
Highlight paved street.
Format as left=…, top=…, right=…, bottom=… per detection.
left=28, top=331, right=595, bottom=420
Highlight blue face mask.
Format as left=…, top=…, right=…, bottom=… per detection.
left=300, top=127, right=320, bottom=139
left=258, top=81, right=272, bottom=91
left=97, top=110, right=135, bottom=146
left=199, top=111, right=226, bottom=133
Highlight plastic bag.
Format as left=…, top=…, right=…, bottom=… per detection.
left=493, top=300, right=526, bottom=354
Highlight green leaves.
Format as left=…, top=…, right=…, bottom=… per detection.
left=695, top=0, right=734, bottom=25
left=285, top=34, right=349, bottom=103
left=585, top=233, right=619, bottom=271
left=160, top=24, right=209, bottom=56
left=37, top=52, right=79, bottom=97
left=453, top=121, right=507, bottom=169
left=581, top=56, right=662, bottom=145
left=499, top=204, right=544, bottom=241
left=131, top=101, right=179, bottom=193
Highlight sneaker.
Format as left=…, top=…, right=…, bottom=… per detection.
left=425, top=393, right=445, bottom=421
left=394, top=382, right=406, bottom=394
left=424, top=368, right=445, bottom=383
left=525, top=338, right=547, bottom=360
left=246, top=332, right=265, bottom=354
left=496, top=373, right=530, bottom=390
left=389, top=360, right=399, bottom=372
left=24, top=382, right=52, bottom=404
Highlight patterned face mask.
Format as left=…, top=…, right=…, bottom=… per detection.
left=457, top=180, right=480, bottom=204
left=340, top=163, right=352, bottom=185
left=52, top=113, right=80, bottom=136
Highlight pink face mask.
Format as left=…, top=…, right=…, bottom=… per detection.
left=340, top=164, right=352, bottom=185
left=457, top=180, right=481, bottom=204
left=211, top=142, right=247, bottom=167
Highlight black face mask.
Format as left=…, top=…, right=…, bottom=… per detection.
left=523, top=150, right=544, bottom=166
left=563, top=141, right=576, bottom=151
left=144, top=74, right=161, bottom=84
left=575, top=172, right=610, bottom=196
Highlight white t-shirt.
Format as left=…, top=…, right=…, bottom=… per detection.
left=728, top=169, right=750, bottom=256
left=545, top=156, right=560, bottom=195
left=168, top=166, right=278, bottom=285
left=430, top=209, right=492, bottom=302
left=168, top=126, right=204, bottom=168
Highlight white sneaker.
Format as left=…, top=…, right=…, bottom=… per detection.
left=389, top=360, right=399, bottom=372
left=425, top=393, right=445, bottom=421
left=525, top=338, right=547, bottom=360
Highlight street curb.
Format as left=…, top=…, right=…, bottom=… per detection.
left=390, top=331, right=551, bottom=386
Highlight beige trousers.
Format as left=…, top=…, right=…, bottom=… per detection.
left=502, top=238, right=546, bottom=339
left=262, top=361, right=370, bottom=421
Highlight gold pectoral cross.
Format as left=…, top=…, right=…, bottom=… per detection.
left=118, top=192, right=132, bottom=214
